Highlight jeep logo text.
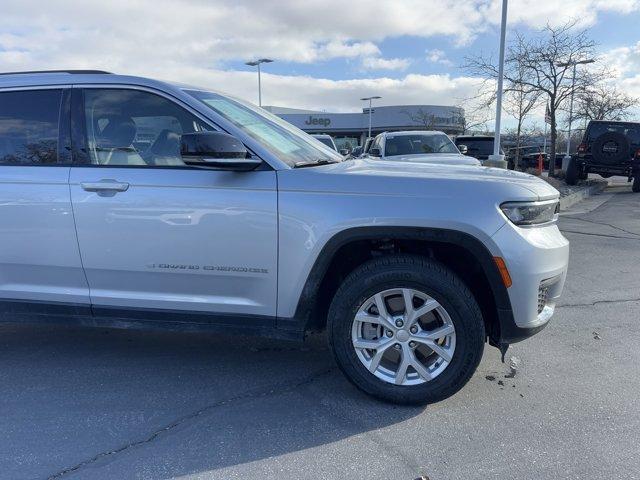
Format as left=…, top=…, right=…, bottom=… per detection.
left=304, top=116, right=331, bottom=127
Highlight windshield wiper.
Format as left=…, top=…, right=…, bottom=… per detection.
left=294, top=159, right=341, bottom=168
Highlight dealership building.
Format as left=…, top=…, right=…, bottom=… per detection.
left=264, top=104, right=465, bottom=151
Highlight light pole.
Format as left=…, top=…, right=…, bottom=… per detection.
left=245, top=58, right=274, bottom=107
left=557, top=58, right=595, bottom=167
left=361, top=96, right=381, bottom=141
left=488, top=0, right=508, bottom=168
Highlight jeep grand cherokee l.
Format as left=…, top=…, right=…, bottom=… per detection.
left=0, top=70, right=569, bottom=404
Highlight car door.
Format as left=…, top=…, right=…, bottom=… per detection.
left=68, top=87, right=278, bottom=324
left=0, top=87, right=90, bottom=313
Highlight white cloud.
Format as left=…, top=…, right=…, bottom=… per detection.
left=0, top=0, right=639, bottom=117
left=316, top=40, right=380, bottom=61
left=599, top=41, right=640, bottom=104
left=503, top=0, right=639, bottom=29
left=165, top=68, right=484, bottom=112
left=360, top=56, right=411, bottom=71
left=601, top=41, right=640, bottom=78
left=426, top=49, right=453, bottom=66
left=1, top=0, right=637, bottom=70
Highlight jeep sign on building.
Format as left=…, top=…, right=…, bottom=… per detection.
left=264, top=104, right=465, bottom=150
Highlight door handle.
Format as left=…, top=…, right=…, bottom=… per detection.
left=81, top=180, right=130, bottom=196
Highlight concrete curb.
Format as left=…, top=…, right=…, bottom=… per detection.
left=559, top=181, right=608, bottom=211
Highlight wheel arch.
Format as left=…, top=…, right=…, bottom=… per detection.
left=290, top=226, right=513, bottom=346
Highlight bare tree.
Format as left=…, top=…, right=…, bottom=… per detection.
left=572, top=83, right=638, bottom=123
left=503, top=66, right=542, bottom=169
left=458, top=108, right=491, bottom=134
left=450, top=93, right=493, bottom=134
left=400, top=108, right=436, bottom=129
left=465, top=21, right=606, bottom=175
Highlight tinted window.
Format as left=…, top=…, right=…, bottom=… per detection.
left=0, top=89, right=62, bottom=165
left=457, top=138, right=494, bottom=156
left=384, top=133, right=458, bottom=156
left=83, top=89, right=210, bottom=166
left=588, top=123, right=640, bottom=144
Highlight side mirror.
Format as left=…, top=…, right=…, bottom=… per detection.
left=339, top=148, right=349, bottom=156
left=457, top=144, right=468, bottom=155
left=369, top=147, right=382, bottom=157
left=180, top=131, right=260, bottom=171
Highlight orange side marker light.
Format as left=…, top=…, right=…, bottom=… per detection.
left=493, top=257, right=512, bottom=288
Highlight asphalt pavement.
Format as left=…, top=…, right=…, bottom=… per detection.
left=1, top=184, right=639, bottom=480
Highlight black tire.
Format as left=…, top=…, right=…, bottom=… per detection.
left=328, top=254, right=485, bottom=405
left=633, top=176, right=640, bottom=193
left=565, top=157, right=579, bottom=185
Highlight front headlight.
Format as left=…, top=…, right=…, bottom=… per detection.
left=500, top=200, right=559, bottom=226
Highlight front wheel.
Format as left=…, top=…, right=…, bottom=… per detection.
left=328, top=255, right=485, bottom=405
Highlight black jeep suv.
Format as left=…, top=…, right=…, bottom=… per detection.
left=566, top=120, right=640, bottom=192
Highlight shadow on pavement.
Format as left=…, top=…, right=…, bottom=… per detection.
left=0, top=324, right=423, bottom=479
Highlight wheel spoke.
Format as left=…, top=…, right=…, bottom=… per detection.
left=395, top=348, right=410, bottom=385
left=353, top=337, right=389, bottom=350
left=415, top=324, right=455, bottom=341
left=410, top=352, right=433, bottom=381
left=408, top=298, right=439, bottom=324
left=428, top=342, right=453, bottom=363
left=368, top=342, right=393, bottom=372
left=354, top=311, right=394, bottom=330
left=374, top=293, right=390, bottom=319
left=402, top=288, right=415, bottom=319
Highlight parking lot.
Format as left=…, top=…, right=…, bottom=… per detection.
left=1, top=185, right=639, bottom=480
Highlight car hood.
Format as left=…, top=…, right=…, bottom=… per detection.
left=279, top=158, right=560, bottom=202
left=382, top=153, right=481, bottom=166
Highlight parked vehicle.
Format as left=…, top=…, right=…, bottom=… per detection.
left=567, top=120, right=640, bottom=192
left=455, top=135, right=503, bottom=163
left=350, top=145, right=364, bottom=158
left=0, top=71, right=569, bottom=404
left=311, top=134, right=338, bottom=151
left=367, top=131, right=481, bottom=166
left=506, top=145, right=554, bottom=171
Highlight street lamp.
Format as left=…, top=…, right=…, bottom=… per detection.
left=557, top=58, right=595, bottom=167
left=361, top=96, right=381, bottom=140
left=489, top=0, right=508, bottom=168
left=245, top=58, right=274, bottom=107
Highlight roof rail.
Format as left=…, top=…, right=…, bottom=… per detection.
left=0, top=70, right=112, bottom=76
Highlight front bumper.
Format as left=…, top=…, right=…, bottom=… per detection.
left=491, top=220, right=569, bottom=343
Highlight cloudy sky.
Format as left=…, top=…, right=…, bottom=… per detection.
left=1, top=0, right=639, bottom=127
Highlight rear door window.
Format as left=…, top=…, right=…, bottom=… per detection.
left=0, top=89, right=62, bottom=165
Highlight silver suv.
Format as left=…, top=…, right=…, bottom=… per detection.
left=0, top=71, right=569, bottom=404
left=368, top=130, right=481, bottom=166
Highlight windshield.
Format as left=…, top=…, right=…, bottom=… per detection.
left=314, top=136, right=336, bottom=150
left=384, top=133, right=458, bottom=156
left=184, top=89, right=342, bottom=166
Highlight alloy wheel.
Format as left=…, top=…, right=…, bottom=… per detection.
left=351, top=288, right=456, bottom=386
